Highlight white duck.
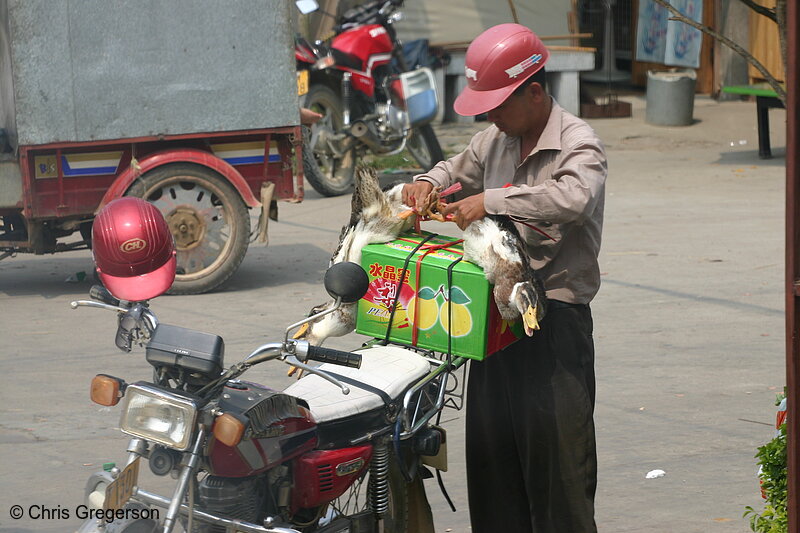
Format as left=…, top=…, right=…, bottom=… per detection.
left=293, top=164, right=414, bottom=347
left=462, top=216, right=547, bottom=336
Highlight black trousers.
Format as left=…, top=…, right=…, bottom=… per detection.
left=466, top=303, right=597, bottom=533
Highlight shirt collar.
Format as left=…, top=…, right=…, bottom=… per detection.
left=501, top=97, right=563, bottom=155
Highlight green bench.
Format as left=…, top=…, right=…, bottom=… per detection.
left=721, top=84, right=784, bottom=159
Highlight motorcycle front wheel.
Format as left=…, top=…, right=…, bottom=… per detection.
left=405, top=124, right=445, bottom=172
left=303, top=84, right=357, bottom=197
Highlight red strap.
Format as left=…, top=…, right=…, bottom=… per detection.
left=410, top=239, right=464, bottom=345
left=500, top=183, right=558, bottom=242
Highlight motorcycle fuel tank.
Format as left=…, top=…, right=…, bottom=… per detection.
left=206, top=382, right=318, bottom=477
left=331, top=24, right=393, bottom=72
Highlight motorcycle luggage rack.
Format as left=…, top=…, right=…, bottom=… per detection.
left=360, top=338, right=467, bottom=440
left=397, top=352, right=467, bottom=440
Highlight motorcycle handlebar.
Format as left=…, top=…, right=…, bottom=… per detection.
left=305, top=345, right=362, bottom=369
left=340, top=0, right=396, bottom=26
left=90, top=284, right=120, bottom=307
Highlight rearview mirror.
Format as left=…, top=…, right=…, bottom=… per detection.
left=324, top=262, right=369, bottom=303
left=295, top=0, right=319, bottom=15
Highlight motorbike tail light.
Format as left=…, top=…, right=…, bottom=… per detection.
left=213, top=413, right=245, bottom=447
left=313, top=55, right=335, bottom=71
left=90, top=374, right=124, bottom=406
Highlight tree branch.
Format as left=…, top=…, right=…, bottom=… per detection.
left=651, top=0, right=786, bottom=105
left=736, top=0, right=776, bottom=22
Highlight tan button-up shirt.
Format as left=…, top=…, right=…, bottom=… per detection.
left=415, top=100, right=607, bottom=304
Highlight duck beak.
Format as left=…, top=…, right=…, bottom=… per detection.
left=293, top=322, right=310, bottom=340
left=288, top=323, right=311, bottom=378
left=522, top=304, right=540, bottom=337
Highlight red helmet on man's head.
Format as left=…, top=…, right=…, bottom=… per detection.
left=92, top=197, right=176, bottom=301
left=454, top=23, right=549, bottom=117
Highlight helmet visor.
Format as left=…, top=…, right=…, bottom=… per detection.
left=98, top=253, right=176, bottom=301
left=453, top=77, right=530, bottom=117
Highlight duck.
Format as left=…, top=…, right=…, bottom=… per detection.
left=292, top=164, right=415, bottom=348
left=462, top=216, right=547, bottom=336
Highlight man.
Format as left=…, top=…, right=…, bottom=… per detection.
left=402, top=23, right=607, bottom=533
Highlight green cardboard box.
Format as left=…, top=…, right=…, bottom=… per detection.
left=355, top=232, right=524, bottom=360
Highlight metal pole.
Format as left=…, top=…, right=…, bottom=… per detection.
left=506, top=0, right=519, bottom=23
left=785, top=0, right=798, bottom=529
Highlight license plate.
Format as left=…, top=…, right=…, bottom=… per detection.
left=104, top=457, right=140, bottom=511
left=297, top=69, right=309, bottom=96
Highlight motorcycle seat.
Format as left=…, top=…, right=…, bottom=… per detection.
left=283, top=344, right=430, bottom=425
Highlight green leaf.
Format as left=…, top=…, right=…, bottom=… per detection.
left=418, top=287, right=437, bottom=300
left=448, top=287, right=471, bottom=305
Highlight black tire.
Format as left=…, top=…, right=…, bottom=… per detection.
left=378, top=456, right=410, bottom=533
left=126, top=163, right=250, bottom=295
left=405, top=124, right=444, bottom=171
left=303, top=84, right=357, bottom=197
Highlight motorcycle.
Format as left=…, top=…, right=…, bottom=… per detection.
left=73, top=261, right=463, bottom=533
left=295, top=0, right=445, bottom=197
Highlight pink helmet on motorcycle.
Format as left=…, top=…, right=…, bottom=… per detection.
left=454, top=23, right=549, bottom=116
left=92, top=197, right=176, bottom=301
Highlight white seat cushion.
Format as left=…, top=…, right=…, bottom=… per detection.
left=283, top=345, right=431, bottom=423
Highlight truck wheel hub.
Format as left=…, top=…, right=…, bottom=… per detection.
left=166, top=208, right=205, bottom=250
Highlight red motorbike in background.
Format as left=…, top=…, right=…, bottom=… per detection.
left=295, top=0, right=445, bottom=196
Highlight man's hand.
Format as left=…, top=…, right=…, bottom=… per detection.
left=300, top=107, right=323, bottom=125
left=402, top=181, right=435, bottom=213
left=441, top=193, right=486, bottom=230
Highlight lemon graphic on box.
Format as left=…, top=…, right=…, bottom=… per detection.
left=407, top=286, right=439, bottom=330
left=439, top=286, right=472, bottom=337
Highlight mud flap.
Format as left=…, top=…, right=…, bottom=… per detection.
left=407, top=475, right=435, bottom=533
left=256, top=181, right=276, bottom=244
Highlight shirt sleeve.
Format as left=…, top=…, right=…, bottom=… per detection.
left=413, top=129, right=487, bottom=196
left=483, top=130, right=607, bottom=225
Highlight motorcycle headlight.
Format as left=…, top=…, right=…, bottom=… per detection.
left=119, top=383, right=198, bottom=451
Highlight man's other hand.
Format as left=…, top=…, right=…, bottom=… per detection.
left=402, top=181, right=435, bottom=213
left=441, top=193, right=486, bottom=230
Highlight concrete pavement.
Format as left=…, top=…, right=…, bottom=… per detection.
left=0, top=92, right=789, bottom=532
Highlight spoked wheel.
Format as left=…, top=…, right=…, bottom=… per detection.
left=303, top=84, right=357, bottom=197
left=405, top=124, right=445, bottom=171
left=316, top=451, right=409, bottom=533
left=126, top=163, right=250, bottom=295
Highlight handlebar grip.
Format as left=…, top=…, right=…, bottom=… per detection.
left=306, top=345, right=362, bottom=369
left=90, top=285, right=120, bottom=306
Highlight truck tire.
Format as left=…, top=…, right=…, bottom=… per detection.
left=303, top=84, right=356, bottom=197
left=406, top=124, right=444, bottom=171
left=126, top=163, right=250, bottom=295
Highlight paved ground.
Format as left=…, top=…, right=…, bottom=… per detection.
left=0, top=91, right=789, bottom=532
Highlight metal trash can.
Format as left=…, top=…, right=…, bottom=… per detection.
left=646, top=69, right=697, bottom=126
